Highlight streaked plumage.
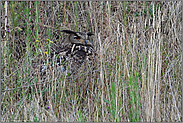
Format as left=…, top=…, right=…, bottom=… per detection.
left=47, top=30, right=97, bottom=77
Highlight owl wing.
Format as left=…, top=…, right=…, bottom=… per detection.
left=53, top=44, right=96, bottom=76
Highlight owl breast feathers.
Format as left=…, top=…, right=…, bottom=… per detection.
left=50, top=30, right=97, bottom=75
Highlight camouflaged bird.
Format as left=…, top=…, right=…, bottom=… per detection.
left=30, top=30, right=98, bottom=106
left=49, top=30, right=97, bottom=77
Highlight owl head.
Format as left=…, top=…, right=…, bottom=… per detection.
left=61, top=30, right=94, bottom=46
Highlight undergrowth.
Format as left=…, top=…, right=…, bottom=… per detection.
left=1, top=1, right=182, bottom=122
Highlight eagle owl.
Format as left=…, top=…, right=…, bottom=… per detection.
left=49, top=30, right=96, bottom=77
left=31, top=30, right=97, bottom=106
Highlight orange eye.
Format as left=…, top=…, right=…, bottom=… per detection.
left=74, top=37, right=80, bottom=40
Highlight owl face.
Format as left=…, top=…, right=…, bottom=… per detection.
left=61, top=30, right=94, bottom=46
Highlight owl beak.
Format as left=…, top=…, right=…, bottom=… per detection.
left=85, top=39, right=87, bottom=44
left=80, top=39, right=92, bottom=46
left=85, top=40, right=93, bottom=46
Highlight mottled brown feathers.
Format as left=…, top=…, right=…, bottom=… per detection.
left=50, top=30, right=96, bottom=76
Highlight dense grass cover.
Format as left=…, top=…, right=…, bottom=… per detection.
left=1, top=1, right=182, bottom=122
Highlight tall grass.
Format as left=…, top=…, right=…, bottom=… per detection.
left=1, top=1, right=182, bottom=122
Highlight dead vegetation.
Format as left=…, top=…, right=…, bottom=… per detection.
left=1, top=1, right=182, bottom=122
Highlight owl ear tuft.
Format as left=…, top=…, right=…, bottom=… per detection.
left=61, top=30, right=78, bottom=35
left=87, top=32, right=94, bottom=36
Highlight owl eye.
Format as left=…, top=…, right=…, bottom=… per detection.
left=74, top=36, right=80, bottom=40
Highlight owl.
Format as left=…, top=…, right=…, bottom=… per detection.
left=30, top=30, right=97, bottom=105
left=29, top=30, right=98, bottom=105
left=32, top=30, right=96, bottom=82
left=49, top=30, right=97, bottom=77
